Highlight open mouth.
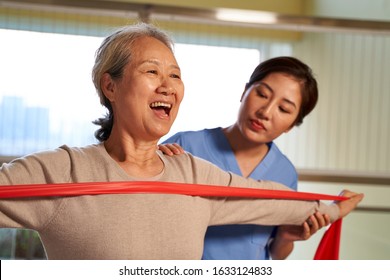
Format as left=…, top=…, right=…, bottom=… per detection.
left=150, top=101, right=172, bottom=117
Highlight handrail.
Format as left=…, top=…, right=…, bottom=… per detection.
left=298, top=168, right=390, bottom=214
left=0, top=156, right=16, bottom=165
left=354, top=206, right=390, bottom=213
left=298, top=168, right=390, bottom=186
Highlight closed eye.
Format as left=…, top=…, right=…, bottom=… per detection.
left=170, top=73, right=181, bottom=79
left=279, top=107, right=290, bottom=113
left=256, top=89, right=268, bottom=98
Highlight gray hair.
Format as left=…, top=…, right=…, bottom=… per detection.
left=92, top=22, right=174, bottom=142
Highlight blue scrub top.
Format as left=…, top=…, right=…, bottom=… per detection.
left=163, top=127, right=297, bottom=260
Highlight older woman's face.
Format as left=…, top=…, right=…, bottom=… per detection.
left=106, top=36, right=184, bottom=142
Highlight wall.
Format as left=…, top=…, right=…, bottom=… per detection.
left=275, top=32, right=390, bottom=173
left=305, top=0, right=390, bottom=21
left=278, top=31, right=390, bottom=259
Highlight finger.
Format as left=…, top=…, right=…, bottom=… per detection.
left=161, top=143, right=184, bottom=155
left=302, top=222, right=311, bottom=240
left=167, top=144, right=181, bottom=155
left=158, top=145, right=174, bottom=156
left=308, top=215, right=319, bottom=234
left=314, top=212, right=326, bottom=228
left=324, top=214, right=331, bottom=226
left=172, top=143, right=185, bottom=154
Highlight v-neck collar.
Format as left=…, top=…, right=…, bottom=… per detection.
left=212, top=128, right=275, bottom=179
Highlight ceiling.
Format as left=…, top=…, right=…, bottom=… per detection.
left=1, top=0, right=390, bottom=35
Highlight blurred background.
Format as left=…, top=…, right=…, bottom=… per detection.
left=0, top=0, right=389, bottom=260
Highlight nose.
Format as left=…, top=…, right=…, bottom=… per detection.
left=157, top=77, right=176, bottom=96
left=257, top=101, right=275, bottom=120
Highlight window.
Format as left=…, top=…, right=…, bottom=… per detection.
left=0, top=29, right=103, bottom=156
left=0, top=29, right=260, bottom=156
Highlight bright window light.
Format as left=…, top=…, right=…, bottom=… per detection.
left=0, top=29, right=260, bottom=155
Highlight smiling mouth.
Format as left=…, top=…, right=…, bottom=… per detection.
left=150, top=102, right=172, bottom=117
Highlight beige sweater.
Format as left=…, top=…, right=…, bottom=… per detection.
left=0, top=143, right=338, bottom=259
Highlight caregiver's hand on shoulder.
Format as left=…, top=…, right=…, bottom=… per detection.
left=158, top=143, right=185, bottom=156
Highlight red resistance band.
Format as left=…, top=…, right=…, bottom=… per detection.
left=0, top=181, right=346, bottom=260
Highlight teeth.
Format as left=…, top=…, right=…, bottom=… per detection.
left=150, top=102, right=172, bottom=108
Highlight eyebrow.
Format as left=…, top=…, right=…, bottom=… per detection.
left=141, top=59, right=181, bottom=71
left=258, top=82, right=297, bottom=109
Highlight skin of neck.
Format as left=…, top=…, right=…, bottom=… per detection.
left=104, top=127, right=161, bottom=167
left=223, top=124, right=269, bottom=156
left=223, top=124, right=270, bottom=177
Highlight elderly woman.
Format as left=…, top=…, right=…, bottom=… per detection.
left=0, top=23, right=363, bottom=260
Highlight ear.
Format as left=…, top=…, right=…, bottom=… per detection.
left=101, top=73, right=116, bottom=102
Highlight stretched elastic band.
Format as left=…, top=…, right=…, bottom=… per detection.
left=0, top=180, right=346, bottom=201
left=0, top=180, right=346, bottom=260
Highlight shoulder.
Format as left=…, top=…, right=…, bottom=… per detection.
left=268, top=143, right=296, bottom=173
left=59, top=143, right=107, bottom=160
left=263, top=143, right=298, bottom=189
left=162, top=128, right=224, bottom=158
left=158, top=150, right=232, bottom=185
left=159, top=150, right=214, bottom=172
left=11, top=146, right=72, bottom=166
left=59, top=143, right=124, bottom=180
left=162, top=128, right=221, bottom=144
left=0, top=146, right=72, bottom=184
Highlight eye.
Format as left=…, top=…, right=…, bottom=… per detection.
left=256, top=89, right=267, bottom=98
left=170, top=73, right=181, bottom=79
left=147, top=69, right=158, bottom=74
left=279, top=105, right=295, bottom=114
left=279, top=107, right=290, bottom=113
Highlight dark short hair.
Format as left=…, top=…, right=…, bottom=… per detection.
left=247, top=56, right=318, bottom=126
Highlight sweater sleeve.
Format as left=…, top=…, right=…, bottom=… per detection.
left=0, top=148, right=72, bottom=230
left=0, top=147, right=72, bottom=185
left=191, top=157, right=340, bottom=226
left=161, top=137, right=337, bottom=227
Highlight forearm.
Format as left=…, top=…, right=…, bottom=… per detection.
left=269, top=238, right=294, bottom=260
left=225, top=174, right=340, bottom=224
